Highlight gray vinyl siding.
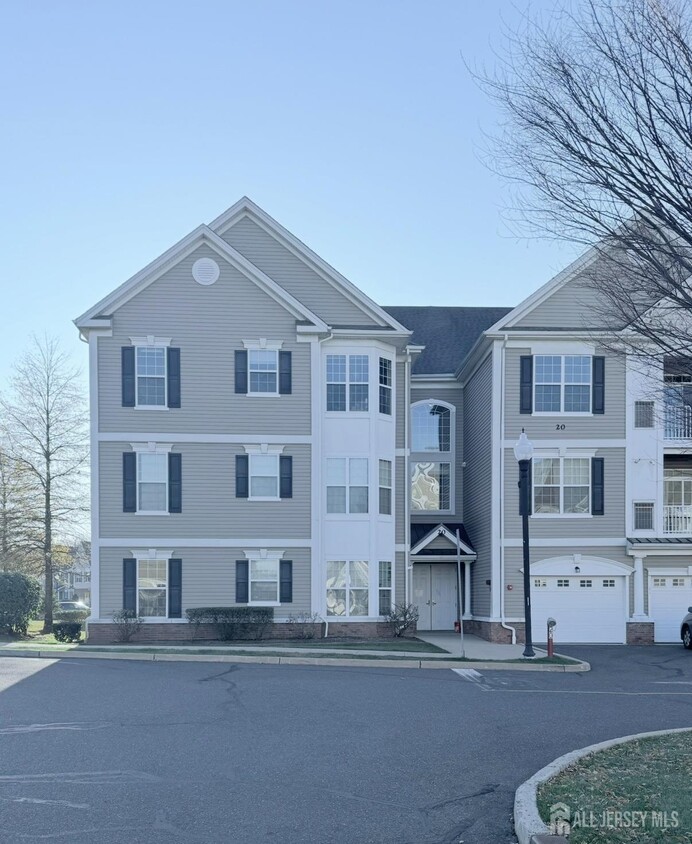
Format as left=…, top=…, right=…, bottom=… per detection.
left=504, top=447, right=625, bottom=539
left=396, top=361, right=407, bottom=449
left=511, top=274, right=611, bottom=329
left=99, top=442, right=311, bottom=539
left=502, top=545, right=631, bottom=616
left=462, top=353, right=493, bottom=618
left=220, top=216, right=379, bottom=325
left=504, top=347, right=625, bottom=439
left=395, top=456, right=406, bottom=543
left=395, top=551, right=406, bottom=605
left=426, top=535, right=457, bottom=551
left=99, top=546, right=311, bottom=617
left=410, top=384, right=464, bottom=519
left=98, top=244, right=310, bottom=435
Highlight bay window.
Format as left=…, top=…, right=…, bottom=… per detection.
left=326, top=560, right=369, bottom=616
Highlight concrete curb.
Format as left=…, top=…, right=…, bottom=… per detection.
left=514, top=726, right=692, bottom=844
left=0, top=647, right=589, bottom=672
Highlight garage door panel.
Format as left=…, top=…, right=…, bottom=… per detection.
left=531, top=576, right=626, bottom=644
left=648, top=576, right=692, bottom=643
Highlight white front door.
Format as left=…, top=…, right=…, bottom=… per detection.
left=648, top=575, right=692, bottom=642
left=413, top=564, right=458, bottom=631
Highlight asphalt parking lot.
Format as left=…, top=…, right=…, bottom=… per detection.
left=0, top=645, right=690, bottom=843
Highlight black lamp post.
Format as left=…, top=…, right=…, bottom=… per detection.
left=514, top=430, right=536, bottom=658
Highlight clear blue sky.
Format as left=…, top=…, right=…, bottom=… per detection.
left=0, top=0, right=576, bottom=384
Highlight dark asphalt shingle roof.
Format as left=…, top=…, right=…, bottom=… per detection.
left=383, top=306, right=513, bottom=375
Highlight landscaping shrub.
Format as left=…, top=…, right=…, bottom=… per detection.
left=186, top=606, right=274, bottom=640
left=384, top=603, right=419, bottom=637
left=112, top=608, right=143, bottom=642
left=52, top=621, right=83, bottom=642
left=286, top=611, right=322, bottom=639
left=54, top=609, right=90, bottom=623
left=0, top=572, right=41, bottom=635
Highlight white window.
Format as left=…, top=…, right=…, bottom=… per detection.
left=136, top=346, right=166, bottom=407
left=534, top=579, right=547, bottom=588
left=326, top=560, right=369, bottom=616
left=326, top=458, right=369, bottom=514
left=557, top=579, right=570, bottom=587
left=138, top=559, right=167, bottom=617
left=249, top=558, right=279, bottom=603
left=248, top=350, right=278, bottom=394
left=534, top=355, right=591, bottom=413
left=410, top=401, right=454, bottom=512
left=249, top=454, right=279, bottom=500
left=137, top=453, right=168, bottom=513
left=634, top=401, right=654, bottom=428
left=379, top=460, right=392, bottom=515
left=379, top=358, right=392, bottom=415
left=603, top=579, right=615, bottom=588
left=634, top=502, right=654, bottom=531
left=672, top=577, right=686, bottom=587
left=533, top=457, right=590, bottom=515
left=653, top=577, right=667, bottom=588
left=326, top=354, right=369, bottom=411
left=579, top=579, right=593, bottom=588
left=379, top=561, right=392, bottom=615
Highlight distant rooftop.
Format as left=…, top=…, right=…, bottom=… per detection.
left=383, top=306, right=513, bottom=375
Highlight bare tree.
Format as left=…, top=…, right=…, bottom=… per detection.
left=0, top=447, right=37, bottom=573
left=0, top=337, right=88, bottom=631
left=477, top=0, right=692, bottom=366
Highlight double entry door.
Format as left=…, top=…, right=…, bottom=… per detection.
left=413, top=564, right=458, bottom=631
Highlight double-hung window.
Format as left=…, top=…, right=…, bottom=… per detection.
left=138, top=559, right=167, bottom=617
left=378, top=561, right=392, bottom=615
left=326, top=354, right=369, bottom=411
left=249, top=558, right=279, bottom=603
left=326, top=560, right=369, bottom=616
left=249, top=454, right=279, bottom=499
left=249, top=350, right=278, bottom=394
left=534, top=355, right=591, bottom=413
left=379, top=358, right=392, bottom=415
left=410, top=401, right=453, bottom=512
left=136, top=347, right=166, bottom=406
left=379, top=460, right=392, bottom=515
left=326, top=458, right=369, bottom=513
left=533, top=456, right=590, bottom=514
left=138, top=453, right=168, bottom=513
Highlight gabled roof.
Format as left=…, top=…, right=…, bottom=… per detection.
left=210, top=197, right=410, bottom=335
left=383, top=307, right=512, bottom=375
left=410, top=522, right=476, bottom=557
left=74, top=225, right=328, bottom=331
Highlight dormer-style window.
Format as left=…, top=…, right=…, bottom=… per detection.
left=410, top=401, right=454, bottom=512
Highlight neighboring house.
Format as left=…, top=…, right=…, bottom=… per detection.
left=55, top=567, right=91, bottom=605
left=75, top=198, right=689, bottom=645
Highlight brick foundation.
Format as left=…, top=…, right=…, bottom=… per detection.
left=463, top=619, right=527, bottom=644
left=626, top=621, right=655, bottom=645
left=86, top=619, right=413, bottom=645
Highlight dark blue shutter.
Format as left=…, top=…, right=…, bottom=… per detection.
left=235, top=350, right=248, bottom=394
left=168, top=453, right=182, bottom=513
left=167, top=348, right=181, bottom=408
left=279, top=351, right=292, bottom=395
left=123, top=559, right=136, bottom=611
left=236, top=560, right=249, bottom=603
left=591, top=457, right=604, bottom=515
left=280, top=456, right=293, bottom=499
left=280, top=560, right=293, bottom=603
left=236, top=455, right=249, bottom=498
left=168, top=558, right=182, bottom=618
left=123, top=452, right=137, bottom=512
left=592, top=356, right=605, bottom=415
left=520, top=356, right=533, bottom=414
left=122, top=347, right=135, bottom=407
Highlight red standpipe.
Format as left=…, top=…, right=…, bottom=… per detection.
left=547, top=623, right=554, bottom=658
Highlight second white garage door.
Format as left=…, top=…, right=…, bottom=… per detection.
left=531, top=576, right=627, bottom=644
left=648, top=575, right=692, bottom=643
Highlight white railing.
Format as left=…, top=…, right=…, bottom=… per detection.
left=663, top=505, right=692, bottom=534
left=664, top=405, right=692, bottom=439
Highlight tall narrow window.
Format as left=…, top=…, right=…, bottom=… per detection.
left=379, top=460, right=392, bottom=515
left=634, top=401, right=654, bottom=428
left=326, top=354, right=369, bottom=411
left=138, top=559, right=167, bottom=617
left=379, top=358, right=392, bottom=415
left=634, top=502, right=654, bottom=530
left=410, top=401, right=454, bottom=512
left=137, top=453, right=168, bottom=513
left=249, top=454, right=279, bottom=499
left=326, top=560, right=369, bottom=616
left=378, top=561, right=392, bottom=615
left=248, top=350, right=278, bottom=394
left=249, top=558, right=280, bottom=603
left=136, top=347, right=166, bottom=406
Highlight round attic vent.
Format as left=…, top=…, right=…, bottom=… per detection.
left=192, top=257, right=220, bottom=285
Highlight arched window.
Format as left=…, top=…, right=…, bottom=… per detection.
left=410, top=401, right=454, bottom=512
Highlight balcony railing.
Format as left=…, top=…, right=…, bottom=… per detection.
left=664, top=405, right=692, bottom=439
left=663, top=505, right=692, bottom=534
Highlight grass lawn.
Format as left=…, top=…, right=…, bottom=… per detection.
left=537, top=732, right=692, bottom=842
left=178, top=637, right=449, bottom=653
left=0, top=619, right=84, bottom=647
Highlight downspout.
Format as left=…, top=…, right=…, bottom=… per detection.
left=404, top=348, right=412, bottom=606
left=499, top=332, right=517, bottom=644
left=316, top=331, right=334, bottom=638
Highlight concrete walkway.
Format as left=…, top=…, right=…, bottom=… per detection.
left=416, top=631, right=547, bottom=660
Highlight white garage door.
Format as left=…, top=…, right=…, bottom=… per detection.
left=531, top=576, right=627, bottom=644
left=648, top=575, right=692, bottom=643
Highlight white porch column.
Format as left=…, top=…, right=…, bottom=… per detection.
left=463, top=562, right=472, bottom=618
left=632, top=556, right=647, bottom=620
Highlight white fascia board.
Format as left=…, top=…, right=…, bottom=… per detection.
left=485, top=244, right=600, bottom=333
left=209, top=197, right=409, bottom=333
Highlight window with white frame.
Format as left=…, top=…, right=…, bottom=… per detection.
left=138, top=559, right=167, bottom=617
left=603, top=579, right=615, bottom=588
left=137, top=452, right=168, bottom=513
left=557, top=579, right=570, bottom=587
left=379, top=561, right=392, bottom=615
left=249, top=454, right=279, bottom=499
left=379, top=358, right=392, bottom=415
left=533, top=456, right=590, bottom=514
left=634, top=502, right=654, bottom=531
left=672, top=577, right=686, bottom=587
left=326, top=560, right=369, bottom=616
left=534, top=578, right=547, bottom=588
left=652, top=577, right=666, bottom=588
left=634, top=401, right=655, bottom=428
left=326, top=458, right=368, bottom=513
left=379, top=460, right=392, bottom=515
left=534, top=355, right=591, bottom=413
left=249, top=557, right=279, bottom=603
left=136, top=346, right=166, bottom=406
left=248, top=350, right=278, bottom=394
left=410, top=401, right=454, bottom=512
left=579, top=579, right=593, bottom=588
left=326, top=354, right=369, bottom=411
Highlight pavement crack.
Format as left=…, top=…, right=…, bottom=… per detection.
left=423, top=783, right=501, bottom=812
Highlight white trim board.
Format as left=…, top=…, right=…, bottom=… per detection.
left=502, top=538, right=627, bottom=548
left=97, top=538, right=313, bottom=548
left=97, top=433, right=312, bottom=444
